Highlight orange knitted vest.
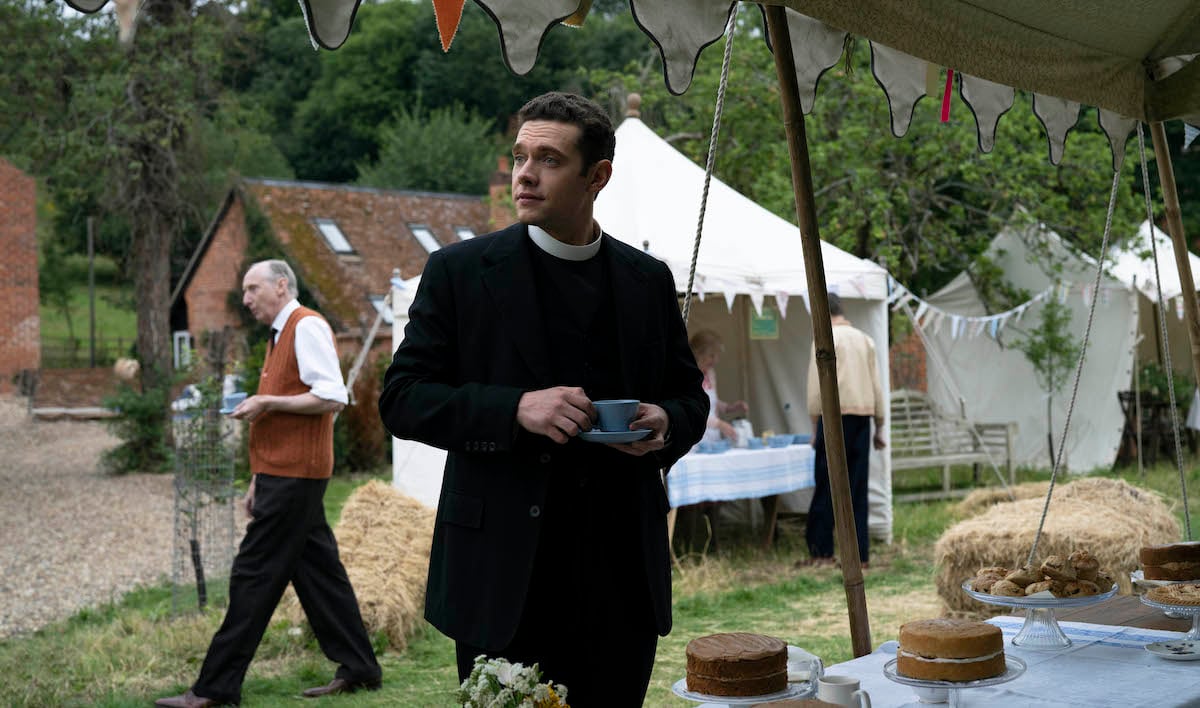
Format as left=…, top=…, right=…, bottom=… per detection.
left=248, top=306, right=336, bottom=479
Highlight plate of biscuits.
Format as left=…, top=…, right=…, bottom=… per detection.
left=961, top=549, right=1118, bottom=607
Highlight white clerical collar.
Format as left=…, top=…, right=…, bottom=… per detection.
left=527, top=224, right=602, bottom=261
left=270, top=299, right=301, bottom=340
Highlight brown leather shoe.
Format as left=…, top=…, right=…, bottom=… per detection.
left=154, top=690, right=221, bottom=708
left=302, top=677, right=382, bottom=698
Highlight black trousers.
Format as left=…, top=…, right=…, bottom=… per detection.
left=454, top=469, right=659, bottom=708
left=192, top=474, right=380, bottom=704
left=806, top=415, right=872, bottom=563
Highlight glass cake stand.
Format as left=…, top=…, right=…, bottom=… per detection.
left=1131, top=570, right=1193, bottom=618
left=883, top=656, right=1025, bottom=707
left=961, top=579, right=1118, bottom=650
left=670, top=679, right=812, bottom=707
left=1139, top=593, right=1200, bottom=640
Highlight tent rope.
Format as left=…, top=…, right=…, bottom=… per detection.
left=681, top=2, right=739, bottom=325
left=1136, top=122, right=1193, bottom=541
left=1027, top=169, right=1123, bottom=566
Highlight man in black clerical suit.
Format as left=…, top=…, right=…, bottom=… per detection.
left=379, top=92, right=708, bottom=706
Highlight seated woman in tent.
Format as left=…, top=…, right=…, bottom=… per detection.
left=689, top=329, right=749, bottom=444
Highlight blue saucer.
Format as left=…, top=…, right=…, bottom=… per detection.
left=578, top=428, right=652, bottom=443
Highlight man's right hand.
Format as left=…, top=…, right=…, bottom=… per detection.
left=516, top=386, right=595, bottom=444
left=243, top=474, right=256, bottom=517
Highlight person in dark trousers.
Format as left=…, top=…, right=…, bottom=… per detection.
left=378, top=92, right=708, bottom=707
left=156, top=259, right=381, bottom=708
left=805, top=292, right=886, bottom=568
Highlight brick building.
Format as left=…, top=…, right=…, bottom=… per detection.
left=0, top=158, right=40, bottom=393
left=889, top=329, right=928, bottom=392
left=171, top=178, right=499, bottom=365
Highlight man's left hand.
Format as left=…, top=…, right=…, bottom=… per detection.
left=230, top=395, right=268, bottom=422
left=872, top=430, right=886, bottom=450
left=608, top=402, right=669, bottom=457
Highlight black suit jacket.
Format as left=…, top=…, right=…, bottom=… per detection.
left=379, top=223, right=708, bottom=649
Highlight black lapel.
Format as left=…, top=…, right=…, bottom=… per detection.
left=481, top=225, right=554, bottom=385
left=604, top=234, right=652, bottom=392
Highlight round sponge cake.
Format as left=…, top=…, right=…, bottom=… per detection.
left=897, top=619, right=1006, bottom=682
left=685, top=632, right=787, bottom=696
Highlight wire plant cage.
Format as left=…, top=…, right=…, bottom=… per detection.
left=171, top=407, right=238, bottom=614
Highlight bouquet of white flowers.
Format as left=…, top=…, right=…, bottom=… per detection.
left=457, top=654, right=570, bottom=708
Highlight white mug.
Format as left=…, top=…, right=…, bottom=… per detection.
left=816, top=674, right=871, bottom=708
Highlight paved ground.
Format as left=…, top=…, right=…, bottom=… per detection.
left=0, top=396, right=183, bottom=637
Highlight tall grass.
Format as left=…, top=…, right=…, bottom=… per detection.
left=1, top=461, right=1195, bottom=706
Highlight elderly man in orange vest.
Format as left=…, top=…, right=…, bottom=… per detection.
left=157, top=259, right=380, bottom=707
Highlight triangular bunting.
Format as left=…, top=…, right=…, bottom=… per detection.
left=432, top=0, right=466, bottom=52
left=776, top=292, right=790, bottom=319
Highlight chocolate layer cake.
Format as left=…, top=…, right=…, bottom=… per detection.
left=686, top=632, right=788, bottom=696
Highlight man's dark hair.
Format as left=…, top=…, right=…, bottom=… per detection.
left=827, top=292, right=843, bottom=316
left=517, top=92, right=616, bottom=174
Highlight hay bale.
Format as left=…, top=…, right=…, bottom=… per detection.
left=934, top=478, right=1179, bottom=615
left=955, top=482, right=1050, bottom=518
left=278, top=480, right=436, bottom=651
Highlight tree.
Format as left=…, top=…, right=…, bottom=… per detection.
left=356, top=103, right=499, bottom=194
left=583, top=16, right=1145, bottom=295
left=1014, top=296, right=1080, bottom=467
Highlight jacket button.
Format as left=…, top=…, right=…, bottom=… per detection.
left=529, top=505, right=541, bottom=518
left=539, top=453, right=551, bottom=464
left=467, top=441, right=475, bottom=452
left=488, top=442, right=496, bottom=452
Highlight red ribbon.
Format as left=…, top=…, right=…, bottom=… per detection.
left=941, top=68, right=954, bottom=123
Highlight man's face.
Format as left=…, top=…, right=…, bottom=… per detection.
left=511, top=120, right=609, bottom=238
left=241, top=264, right=288, bottom=326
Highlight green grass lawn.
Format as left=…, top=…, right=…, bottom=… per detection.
left=2, top=462, right=1197, bottom=707
left=40, top=285, right=138, bottom=342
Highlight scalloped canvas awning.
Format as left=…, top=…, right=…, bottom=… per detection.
left=65, top=0, right=1199, bottom=168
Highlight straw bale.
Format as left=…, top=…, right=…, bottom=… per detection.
left=955, top=482, right=1050, bottom=518
left=277, top=480, right=436, bottom=651
left=934, top=478, right=1179, bottom=615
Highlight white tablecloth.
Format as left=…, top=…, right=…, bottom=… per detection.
left=822, top=616, right=1200, bottom=707
left=667, top=445, right=814, bottom=508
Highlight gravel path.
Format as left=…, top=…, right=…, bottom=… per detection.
left=0, top=396, right=184, bottom=638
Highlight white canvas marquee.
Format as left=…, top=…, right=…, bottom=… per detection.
left=1110, top=220, right=1200, bottom=377
left=920, top=221, right=1140, bottom=472
left=393, top=115, right=895, bottom=542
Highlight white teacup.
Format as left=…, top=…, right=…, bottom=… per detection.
left=816, top=674, right=871, bottom=707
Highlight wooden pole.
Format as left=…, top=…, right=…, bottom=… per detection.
left=1149, top=123, right=1200, bottom=394
left=87, top=216, right=96, bottom=368
left=764, top=5, right=872, bottom=658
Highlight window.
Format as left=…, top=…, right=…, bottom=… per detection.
left=455, top=226, right=476, bottom=241
left=368, top=296, right=395, bottom=325
left=314, top=219, right=354, bottom=254
left=410, top=224, right=441, bottom=253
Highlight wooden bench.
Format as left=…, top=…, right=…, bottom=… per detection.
left=889, top=389, right=1016, bottom=502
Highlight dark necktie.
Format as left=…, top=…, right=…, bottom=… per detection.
left=268, top=328, right=278, bottom=354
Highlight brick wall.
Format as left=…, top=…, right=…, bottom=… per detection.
left=489, top=156, right=515, bottom=231
left=889, top=330, right=927, bottom=392
left=185, top=195, right=248, bottom=361
left=0, top=159, right=40, bottom=392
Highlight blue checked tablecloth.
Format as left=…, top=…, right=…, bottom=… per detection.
left=818, top=616, right=1200, bottom=707
left=666, top=445, right=815, bottom=508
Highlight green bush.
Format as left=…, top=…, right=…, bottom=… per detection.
left=101, top=380, right=173, bottom=475
left=1138, top=360, right=1195, bottom=404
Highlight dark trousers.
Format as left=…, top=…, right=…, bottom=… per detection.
left=806, top=414, right=872, bottom=563
left=192, top=474, right=380, bottom=704
left=454, top=472, right=659, bottom=707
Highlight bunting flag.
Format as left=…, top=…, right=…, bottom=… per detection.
left=1186, top=124, right=1199, bottom=151
left=1178, top=295, right=1186, bottom=320
left=776, top=292, right=790, bottom=319
left=886, top=275, right=1116, bottom=340
left=433, top=0, right=466, bottom=52
left=750, top=291, right=765, bottom=316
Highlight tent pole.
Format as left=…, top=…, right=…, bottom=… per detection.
left=764, top=5, right=872, bottom=658
left=1150, top=123, right=1200, bottom=391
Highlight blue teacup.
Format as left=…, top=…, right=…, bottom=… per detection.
left=747, top=438, right=765, bottom=450
left=593, top=399, right=639, bottom=432
left=222, top=391, right=247, bottom=414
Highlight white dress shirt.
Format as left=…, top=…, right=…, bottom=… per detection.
left=270, top=299, right=349, bottom=404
